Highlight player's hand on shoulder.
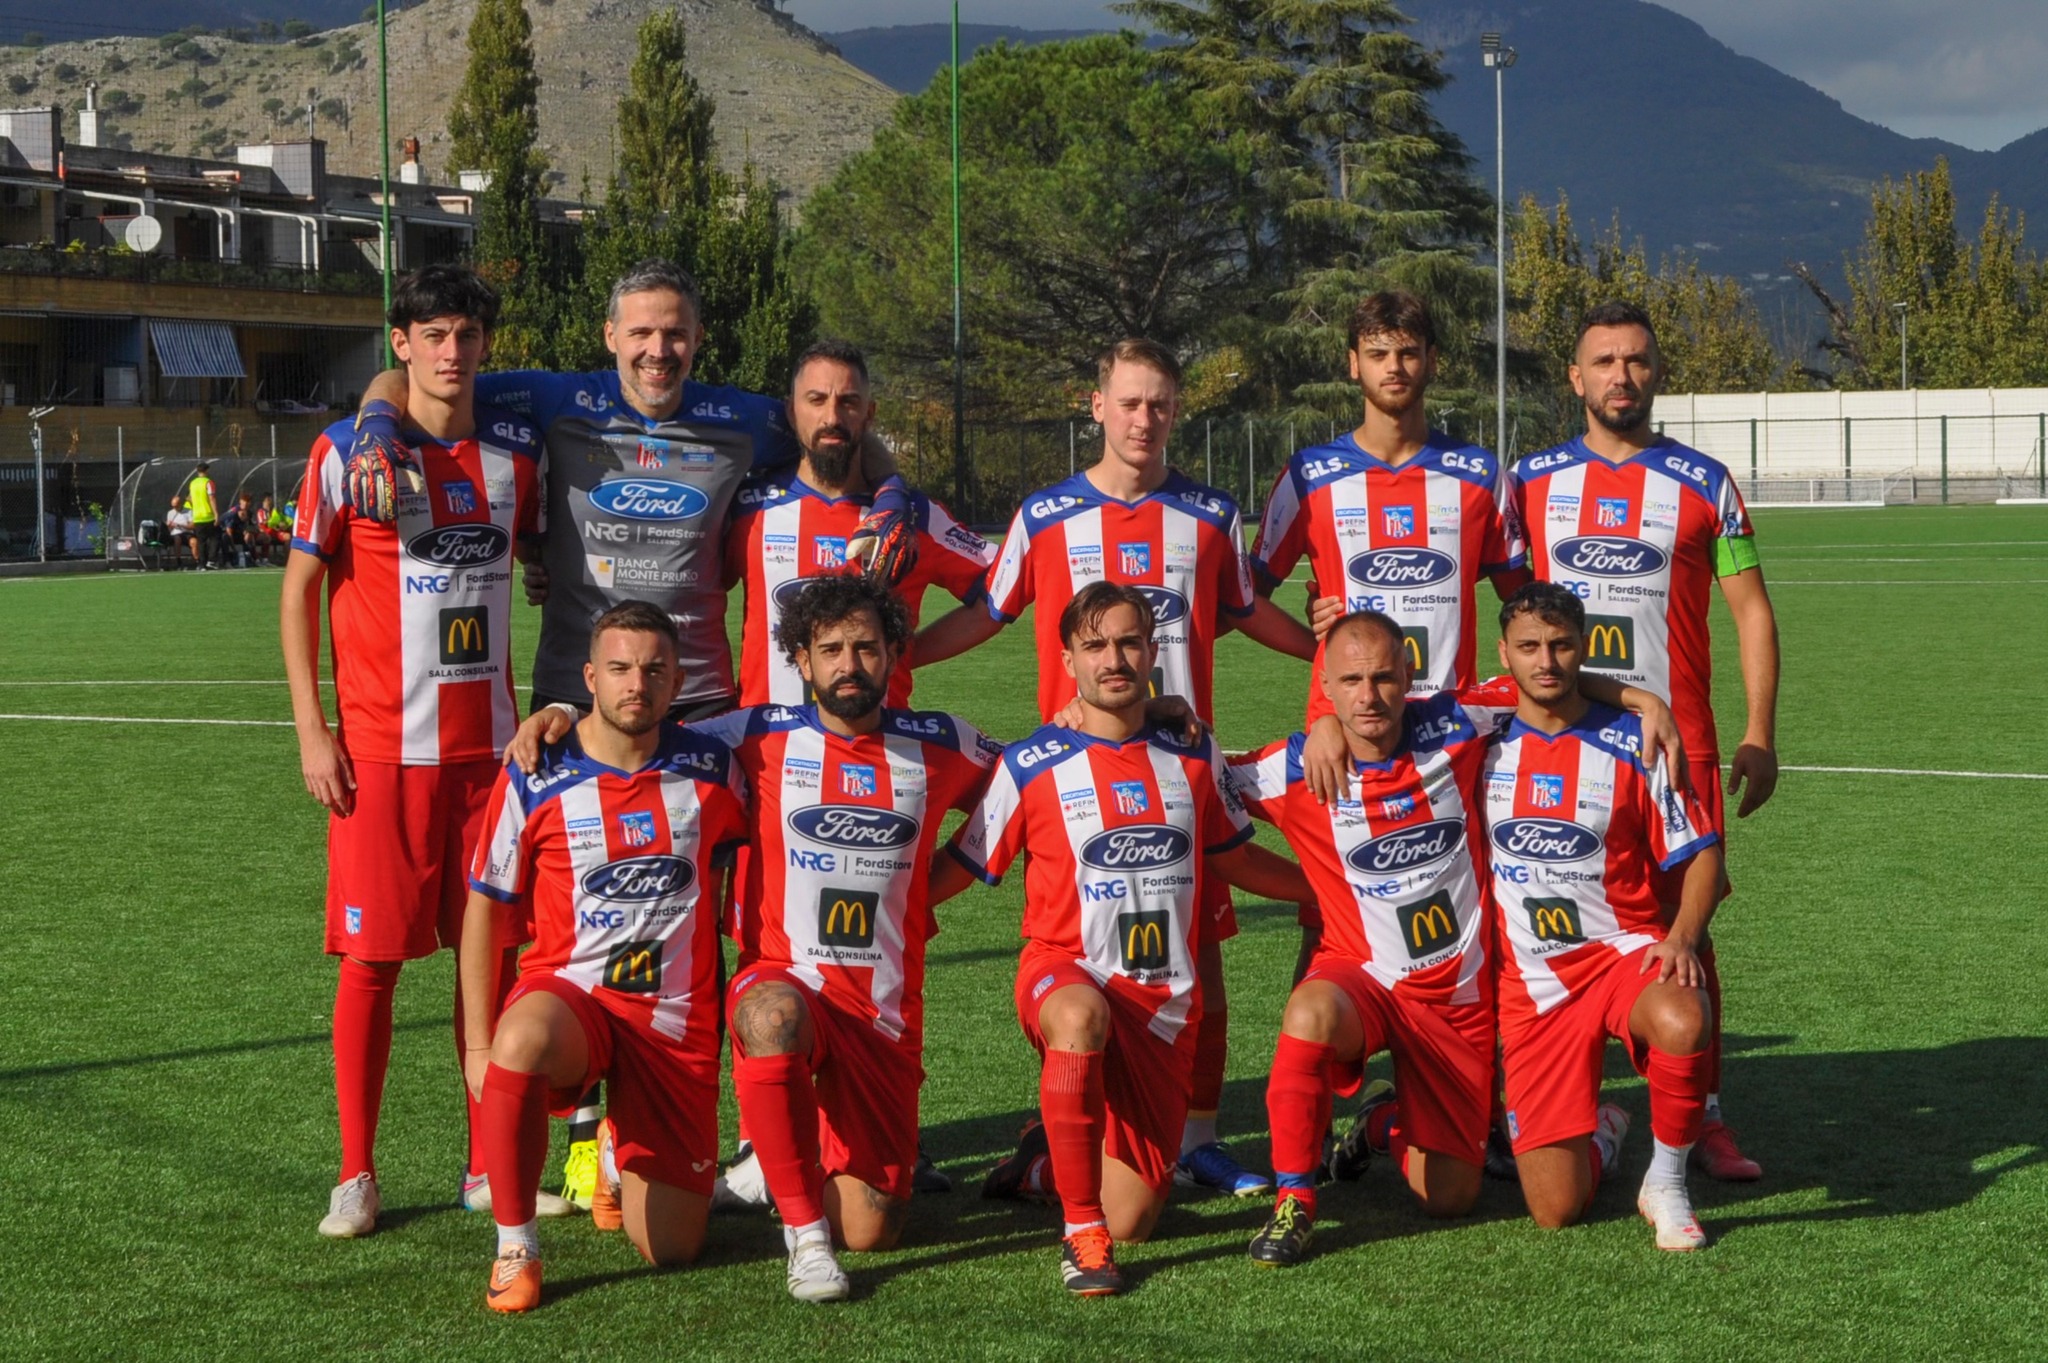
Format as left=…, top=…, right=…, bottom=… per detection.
left=1141, top=695, right=1208, bottom=747
left=850, top=481, right=919, bottom=587
left=342, top=400, right=421, bottom=524
left=505, top=705, right=579, bottom=774
left=298, top=726, right=356, bottom=816
left=1301, top=714, right=1351, bottom=806
left=1639, top=934, right=1703, bottom=988
left=1728, top=742, right=1778, bottom=818
left=1049, top=695, right=1087, bottom=732
left=1306, top=591, right=1346, bottom=641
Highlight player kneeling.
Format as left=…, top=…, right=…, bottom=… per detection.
left=938, top=583, right=1311, bottom=1295
left=459, top=603, right=749, bottom=1311
left=1487, top=583, right=1720, bottom=1251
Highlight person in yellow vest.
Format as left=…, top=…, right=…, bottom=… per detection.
left=187, top=460, right=222, bottom=570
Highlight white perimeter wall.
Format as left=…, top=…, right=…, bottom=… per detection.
left=1652, top=389, right=2048, bottom=476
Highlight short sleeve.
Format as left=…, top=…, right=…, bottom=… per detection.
left=918, top=495, right=998, bottom=604
left=468, top=767, right=532, bottom=902
left=1197, top=735, right=1255, bottom=854
left=290, top=432, right=348, bottom=559
left=1642, top=751, right=1717, bottom=870
left=1217, top=500, right=1257, bottom=618
left=983, top=508, right=1035, bottom=622
left=947, top=758, right=1027, bottom=884
left=939, top=721, right=1003, bottom=814
left=1482, top=460, right=1527, bottom=573
left=1227, top=737, right=1297, bottom=823
left=1250, top=461, right=1308, bottom=584
left=1449, top=677, right=1519, bottom=735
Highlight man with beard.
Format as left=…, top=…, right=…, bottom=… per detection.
left=939, top=583, right=1314, bottom=1295
left=693, top=575, right=1003, bottom=1302
left=1508, top=300, right=1781, bottom=1182
left=459, top=602, right=750, bottom=1311
left=724, top=340, right=995, bottom=707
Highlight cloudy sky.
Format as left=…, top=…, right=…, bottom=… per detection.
left=781, top=0, right=2048, bottom=151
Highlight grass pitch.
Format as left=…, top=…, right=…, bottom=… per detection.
left=1, top=506, right=2045, bottom=1361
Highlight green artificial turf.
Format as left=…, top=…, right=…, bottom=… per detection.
left=0, top=505, right=2043, bottom=1360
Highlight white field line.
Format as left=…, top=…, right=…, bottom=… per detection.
left=0, top=713, right=293, bottom=727
left=1781, top=764, right=2048, bottom=782
left=1770, top=540, right=2048, bottom=550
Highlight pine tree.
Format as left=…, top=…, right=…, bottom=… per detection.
left=447, top=0, right=553, bottom=368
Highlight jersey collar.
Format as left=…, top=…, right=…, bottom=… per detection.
left=1565, top=433, right=1673, bottom=470
left=1502, top=701, right=1622, bottom=746
left=1337, top=429, right=1449, bottom=475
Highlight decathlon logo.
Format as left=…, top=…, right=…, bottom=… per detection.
left=589, top=479, right=711, bottom=521
left=1343, top=819, right=1464, bottom=876
left=407, top=522, right=509, bottom=567
left=1491, top=818, right=1603, bottom=863
left=580, top=855, right=695, bottom=901
left=1078, top=825, right=1192, bottom=871
left=1552, top=536, right=1667, bottom=579
left=788, top=806, right=920, bottom=850
left=1130, top=584, right=1188, bottom=626
left=1347, top=547, right=1456, bottom=589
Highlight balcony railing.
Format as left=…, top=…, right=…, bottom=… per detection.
left=0, top=244, right=383, bottom=295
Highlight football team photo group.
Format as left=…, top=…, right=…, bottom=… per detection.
left=284, top=254, right=1783, bottom=1311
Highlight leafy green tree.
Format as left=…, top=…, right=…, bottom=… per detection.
left=448, top=0, right=554, bottom=368
left=563, top=7, right=812, bottom=392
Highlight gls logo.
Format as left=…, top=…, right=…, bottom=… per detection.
left=573, top=389, right=613, bottom=413
left=408, top=523, right=510, bottom=567
left=1552, top=536, right=1668, bottom=579
left=1014, top=737, right=1075, bottom=769
left=490, top=420, right=534, bottom=445
left=691, top=401, right=735, bottom=420
left=1130, top=584, right=1189, bottom=627
left=787, top=806, right=920, bottom=850
left=1343, top=820, right=1464, bottom=876
left=1490, top=818, right=1604, bottom=863
left=1028, top=494, right=1084, bottom=519
left=589, top=480, right=711, bottom=522
left=580, top=855, right=695, bottom=901
left=1347, top=547, right=1457, bottom=589
left=1078, top=826, right=1193, bottom=871
left=1440, top=449, right=1490, bottom=476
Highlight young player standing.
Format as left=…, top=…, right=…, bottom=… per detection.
left=460, top=603, right=749, bottom=1311
left=1509, top=301, right=1781, bottom=1180
left=920, top=339, right=1319, bottom=1198
left=281, top=265, right=542, bottom=1237
left=1487, top=583, right=1722, bottom=1251
left=697, top=576, right=1001, bottom=1301
left=940, top=583, right=1313, bottom=1295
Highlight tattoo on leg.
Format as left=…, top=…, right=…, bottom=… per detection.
left=733, top=985, right=803, bottom=1054
left=863, top=1181, right=909, bottom=1238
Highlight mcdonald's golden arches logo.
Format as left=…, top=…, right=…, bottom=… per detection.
left=1582, top=615, right=1634, bottom=670
left=602, top=939, right=663, bottom=993
left=1397, top=890, right=1458, bottom=960
left=817, top=887, right=879, bottom=948
left=438, top=606, right=490, bottom=665
left=1524, top=897, right=1586, bottom=945
left=1117, top=909, right=1171, bottom=972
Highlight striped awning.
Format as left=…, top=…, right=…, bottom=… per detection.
left=149, top=320, right=245, bottom=379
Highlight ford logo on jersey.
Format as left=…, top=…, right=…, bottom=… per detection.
left=1490, top=818, right=1604, bottom=863
left=1552, top=536, right=1667, bottom=579
left=788, top=806, right=920, bottom=850
left=407, top=522, right=509, bottom=567
left=1130, top=584, right=1189, bottom=627
left=1343, top=819, right=1464, bottom=876
left=1346, top=547, right=1457, bottom=589
left=588, top=479, right=711, bottom=522
left=581, top=855, right=695, bottom=902
left=1079, top=825, right=1193, bottom=871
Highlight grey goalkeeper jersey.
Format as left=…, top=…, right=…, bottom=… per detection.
left=476, top=368, right=796, bottom=707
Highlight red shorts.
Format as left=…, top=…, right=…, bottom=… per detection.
left=1499, top=947, right=1660, bottom=1154
left=726, top=965, right=924, bottom=1200
left=1015, top=945, right=1196, bottom=1192
left=1301, top=954, right=1495, bottom=1165
left=325, top=759, right=497, bottom=960
left=507, top=972, right=720, bottom=1193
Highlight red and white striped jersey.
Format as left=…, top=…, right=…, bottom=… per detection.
left=1252, top=432, right=1523, bottom=698
left=948, top=723, right=1252, bottom=1044
left=1228, top=681, right=1517, bottom=1006
left=723, top=470, right=995, bottom=707
left=1507, top=438, right=1754, bottom=760
left=1483, top=704, right=1717, bottom=1027
left=467, top=724, right=749, bottom=1049
left=292, top=412, right=542, bottom=765
left=691, top=704, right=1000, bottom=1047
left=984, top=471, right=1256, bottom=723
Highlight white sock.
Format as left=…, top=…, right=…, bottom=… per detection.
left=598, top=1136, right=619, bottom=1184
left=1645, top=1139, right=1691, bottom=1189
left=1704, top=1093, right=1723, bottom=1122
left=496, top=1218, right=540, bottom=1257
left=1180, top=1113, right=1219, bottom=1154
left=1592, top=1130, right=1618, bottom=1169
left=785, top=1216, right=830, bottom=1248
left=1063, top=1219, right=1107, bottom=1237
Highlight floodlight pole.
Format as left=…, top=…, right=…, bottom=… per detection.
left=950, top=1, right=967, bottom=507
left=1893, top=301, right=1909, bottom=389
left=377, top=0, right=394, bottom=366
left=1482, top=33, right=1516, bottom=457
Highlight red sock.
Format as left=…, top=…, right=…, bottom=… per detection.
left=1646, top=1047, right=1712, bottom=1148
left=733, top=1052, right=825, bottom=1227
left=455, top=946, right=518, bottom=1177
left=1190, top=1007, right=1229, bottom=1117
left=480, top=1063, right=549, bottom=1228
left=1702, top=951, right=1724, bottom=1098
left=1273, top=1186, right=1318, bottom=1217
left=1040, top=1050, right=1105, bottom=1227
left=333, top=958, right=401, bottom=1181
left=1265, top=1034, right=1334, bottom=1185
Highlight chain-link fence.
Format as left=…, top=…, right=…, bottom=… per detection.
left=1650, top=412, right=2048, bottom=506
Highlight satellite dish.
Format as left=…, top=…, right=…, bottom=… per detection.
left=123, top=215, right=163, bottom=253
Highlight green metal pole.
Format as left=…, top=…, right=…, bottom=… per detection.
left=377, top=0, right=393, bottom=365
left=1843, top=416, right=1852, bottom=482
left=1749, top=418, right=1757, bottom=498
left=2039, top=414, right=2045, bottom=497
left=949, top=2, right=965, bottom=506
left=1940, top=414, right=1949, bottom=504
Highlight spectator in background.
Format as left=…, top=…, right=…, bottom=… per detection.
left=187, top=461, right=222, bottom=570
left=222, top=493, right=253, bottom=567
left=166, top=495, right=195, bottom=567
left=259, top=494, right=291, bottom=565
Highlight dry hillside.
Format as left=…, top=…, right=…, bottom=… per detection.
left=0, top=0, right=899, bottom=204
